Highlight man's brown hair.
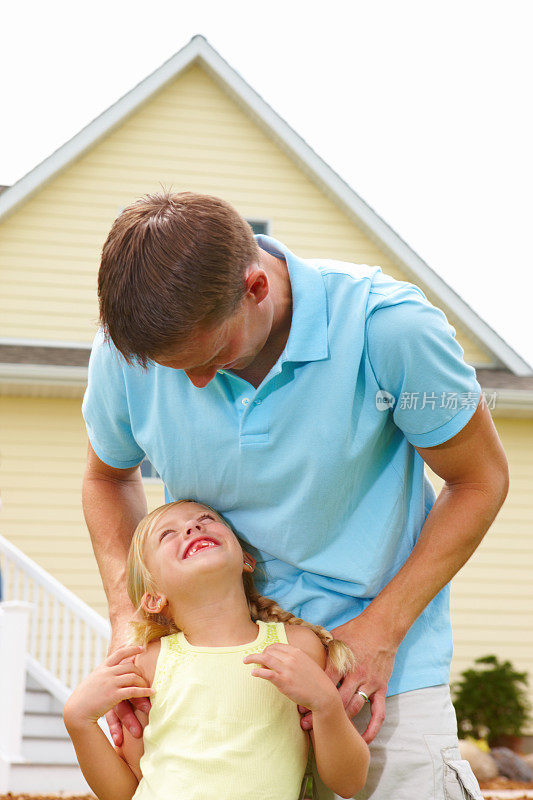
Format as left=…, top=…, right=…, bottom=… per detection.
left=97, top=190, right=260, bottom=369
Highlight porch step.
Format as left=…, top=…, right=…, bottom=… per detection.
left=21, top=734, right=78, bottom=764
left=3, top=670, right=98, bottom=794
left=8, top=761, right=95, bottom=795
left=24, top=686, right=64, bottom=714
left=23, top=710, right=69, bottom=738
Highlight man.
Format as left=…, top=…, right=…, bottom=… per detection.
left=82, top=191, right=508, bottom=800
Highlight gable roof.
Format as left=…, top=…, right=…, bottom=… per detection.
left=0, top=34, right=531, bottom=376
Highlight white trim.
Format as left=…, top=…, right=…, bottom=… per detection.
left=484, top=389, right=533, bottom=418
left=0, top=35, right=530, bottom=375
left=0, top=337, right=91, bottom=349
left=0, top=364, right=87, bottom=398
left=470, top=361, right=498, bottom=370
left=0, top=363, right=87, bottom=385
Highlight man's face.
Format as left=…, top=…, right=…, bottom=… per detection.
left=152, top=270, right=272, bottom=387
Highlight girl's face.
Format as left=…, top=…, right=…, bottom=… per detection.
left=141, top=502, right=255, bottom=613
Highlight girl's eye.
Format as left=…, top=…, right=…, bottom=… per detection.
left=159, top=513, right=215, bottom=542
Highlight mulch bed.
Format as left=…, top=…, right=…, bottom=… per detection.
left=482, top=795, right=533, bottom=800
left=480, top=778, right=533, bottom=790
left=483, top=795, right=533, bottom=800
left=0, top=795, right=96, bottom=799
left=2, top=778, right=533, bottom=800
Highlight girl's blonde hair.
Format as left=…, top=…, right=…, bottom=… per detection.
left=126, top=500, right=356, bottom=679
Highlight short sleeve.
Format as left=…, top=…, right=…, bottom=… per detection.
left=81, top=329, right=145, bottom=468
left=365, top=284, right=482, bottom=447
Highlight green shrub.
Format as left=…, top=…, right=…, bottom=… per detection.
left=452, top=654, right=531, bottom=744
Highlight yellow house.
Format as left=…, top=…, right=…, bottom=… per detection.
left=1, top=35, right=532, bottom=779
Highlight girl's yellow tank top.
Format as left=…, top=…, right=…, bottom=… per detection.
left=131, top=619, right=310, bottom=800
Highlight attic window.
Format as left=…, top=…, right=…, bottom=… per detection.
left=246, top=219, right=270, bottom=236
left=140, top=457, right=161, bottom=481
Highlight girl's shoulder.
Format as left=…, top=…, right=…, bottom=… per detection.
left=283, top=623, right=327, bottom=669
left=134, top=637, right=162, bottom=686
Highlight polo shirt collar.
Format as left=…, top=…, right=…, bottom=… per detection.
left=254, top=234, right=329, bottom=364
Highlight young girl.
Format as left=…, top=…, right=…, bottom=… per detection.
left=63, top=499, right=369, bottom=800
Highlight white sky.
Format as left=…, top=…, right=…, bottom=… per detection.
left=2, top=0, right=532, bottom=369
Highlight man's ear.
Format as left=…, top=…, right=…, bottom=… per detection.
left=243, top=551, right=256, bottom=572
left=244, top=267, right=269, bottom=305
left=141, top=591, right=168, bottom=615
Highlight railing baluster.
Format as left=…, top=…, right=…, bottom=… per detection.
left=94, top=634, right=103, bottom=667
left=50, top=596, right=60, bottom=677
left=6, top=557, right=13, bottom=597
left=83, top=623, right=91, bottom=677
left=30, top=581, right=38, bottom=657
left=13, top=564, right=20, bottom=599
left=60, top=605, right=70, bottom=686
left=40, top=585, right=49, bottom=668
left=71, top=617, right=80, bottom=689
left=0, top=532, right=110, bottom=704
left=23, top=571, right=30, bottom=602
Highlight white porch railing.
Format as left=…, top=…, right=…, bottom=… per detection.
left=0, top=532, right=111, bottom=705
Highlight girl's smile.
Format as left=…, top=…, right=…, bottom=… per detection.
left=182, top=537, right=221, bottom=559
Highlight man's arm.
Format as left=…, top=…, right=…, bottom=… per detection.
left=82, top=440, right=149, bottom=743
left=316, top=396, right=509, bottom=742
left=370, top=394, right=509, bottom=644
left=82, top=441, right=147, bottom=625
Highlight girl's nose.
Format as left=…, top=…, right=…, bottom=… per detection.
left=185, top=520, right=204, bottom=537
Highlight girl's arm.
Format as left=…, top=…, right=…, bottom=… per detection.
left=64, top=716, right=139, bottom=800
left=310, top=696, right=369, bottom=798
left=243, top=627, right=369, bottom=798
left=62, top=643, right=154, bottom=800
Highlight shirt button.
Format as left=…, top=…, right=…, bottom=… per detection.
left=254, top=399, right=262, bottom=405
left=242, top=397, right=250, bottom=405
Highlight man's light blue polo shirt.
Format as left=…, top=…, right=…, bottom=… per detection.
left=82, top=234, right=482, bottom=696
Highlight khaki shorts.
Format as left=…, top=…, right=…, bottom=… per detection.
left=298, top=684, right=483, bottom=800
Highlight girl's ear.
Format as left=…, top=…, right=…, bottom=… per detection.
left=243, top=551, right=256, bottom=572
left=141, top=591, right=168, bottom=614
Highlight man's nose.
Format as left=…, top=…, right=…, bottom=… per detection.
left=184, top=367, right=218, bottom=388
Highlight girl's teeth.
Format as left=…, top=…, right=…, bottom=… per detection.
left=187, top=541, right=217, bottom=557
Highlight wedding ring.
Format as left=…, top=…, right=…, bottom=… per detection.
left=357, top=689, right=370, bottom=703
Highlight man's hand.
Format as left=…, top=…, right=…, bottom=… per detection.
left=104, top=618, right=152, bottom=747
left=297, top=614, right=398, bottom=744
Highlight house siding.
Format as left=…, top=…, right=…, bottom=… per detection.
left=0, top=64, right=492, bottom=366
left=0, top=396, right=164, bottom=612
